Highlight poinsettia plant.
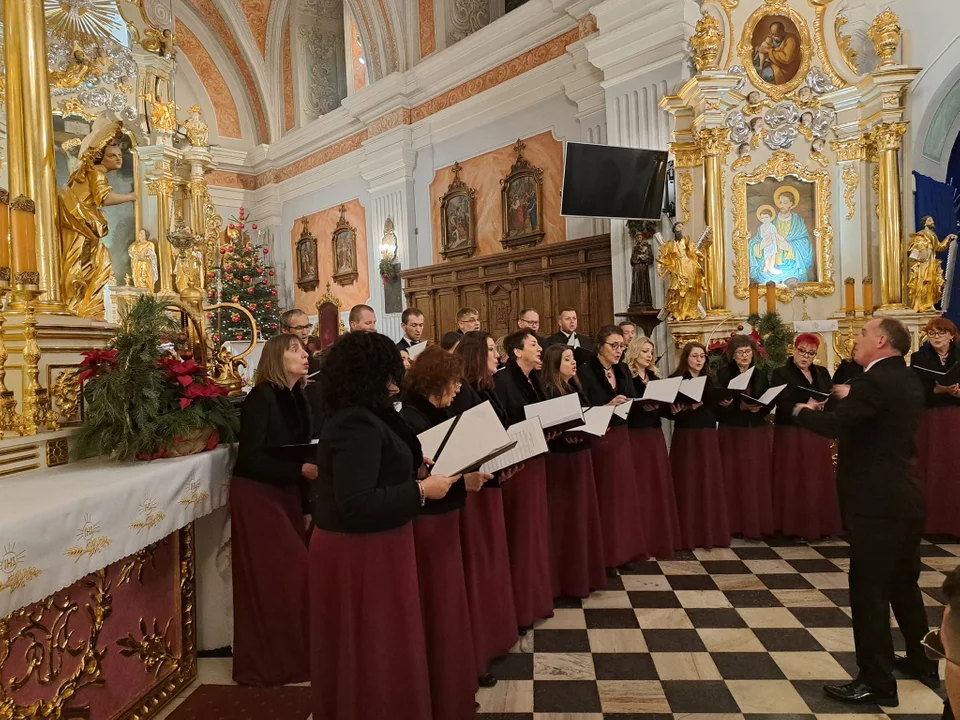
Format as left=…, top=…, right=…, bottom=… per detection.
left=73, top=296, right=239, bottom=462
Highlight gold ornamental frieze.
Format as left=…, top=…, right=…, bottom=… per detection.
left=842, top=166, right=859, bottom=221
left=669, top=141, right=703, bottom=169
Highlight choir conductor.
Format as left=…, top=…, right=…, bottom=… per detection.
left=793, top=317, right=938, bottom=707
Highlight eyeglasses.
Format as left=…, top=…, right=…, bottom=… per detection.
left=286, top=323, right=313, bottom=331
left=733, top=348, right=753, bottom=357
left=688, top=354, right=707, bottom=361
left=922, top=627, right=960, bottom=667
left=928, top=331, right=950, bottom=339
left=604, top=342, right=625, bottom=350
left=796, top=348, right=817, bottom=357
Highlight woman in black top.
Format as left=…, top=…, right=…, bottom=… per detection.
left=623, top=336, right=681, bottom=558
left=540, top=344, right=607, bottom=597
left=400, top=345, right=485, bottom=719
left=715, top=335, right=774, bottom=539
left=231, top=333, right=314, bottom=686
left=452, top=333, right=519, bottom=686
left=577, top=326, right=648, bottom=567
left=492, top=329, right=554, bottom=629
left=911, top=317, right=960, bottom=536
left=770, top=333, right=841, bottom=539
left=668, top=342, right=731, bottom=550
left=310, top=332, right=458, bottom=720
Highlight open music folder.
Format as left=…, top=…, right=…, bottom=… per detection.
left=678, top=375, right=707, bottom=403
left=639, top=376, right=684, bottom=404
left=741, top=383, right=787, bottom=407
left=524, top=393, right=586, bottom=432
left=613, top=399, right=633, bottom=420
left=417, top=400, right=517, bottom=477
left=406, top=341, right=428, bottom=361
left=480, top=417, right=549, bottom=474
left=708, top=366, right=754, bottom=404
left=568, top=406, right=615, bottom=437
left=272, top=438, right=319, bottom=462
left=915, top=363, right=960, bottom=386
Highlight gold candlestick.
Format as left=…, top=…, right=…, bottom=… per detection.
left=0, top=282, right=17, bottom=438
left=15, top=286, right=58, bottom=435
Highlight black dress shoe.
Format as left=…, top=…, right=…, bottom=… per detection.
left=894, top=655, right=941, bottom=689
left=823, top=681, right=899, bottom=707
left=478, top=672, right=498, bottom=688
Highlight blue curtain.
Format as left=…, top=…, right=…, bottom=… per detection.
left=913, top=171, right=960, bottom=323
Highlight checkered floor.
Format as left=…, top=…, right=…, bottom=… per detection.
left=476, top=535, right=959, bottom=719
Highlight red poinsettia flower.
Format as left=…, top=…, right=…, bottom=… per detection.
left=78, top=348, right=119, bottom=382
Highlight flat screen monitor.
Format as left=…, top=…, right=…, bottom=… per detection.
left=561, top=142, right=668, bottom=220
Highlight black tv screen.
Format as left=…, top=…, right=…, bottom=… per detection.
left=561, top=142, right=668, bottom=220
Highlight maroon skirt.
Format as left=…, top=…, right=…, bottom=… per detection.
left=413, top=511, right=478, bottom=720
left=628, top=428, right=681, bottom=558
left=772, top=425, right=842, bottom=539
left=459, top=489, right=518, bottom=673
left=500, top=455, right=554, bottom=627
left=591, top=426, right=648, bottom=567
left=231, top=477, right=309, bottom=686
left=917, top=408, right=960, bottom=536
left=545, top=449, right=607, bottom=598
left=670, top=429, right=731, bottom=550
left=718, top=425, right=775, bottom=539
left=309, top=525, right=432, bottom=720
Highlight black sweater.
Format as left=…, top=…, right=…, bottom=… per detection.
left=448, top=383, right=506, bottom=485
left=578, top=354, right=634, bottom=428
left=910, top=342, right=960, bottom=409
left=715, top=361, right=771, bottom=428
left=399, top=391, right=468, bottom=514
left=493, top=360, right=545, bottom=425
left=668, top=372, right=718, bottom=430
left=628, top=368, right=664, bottom=430
left=772, top=357, right=832, bottom=426
left=234, top=383, right=312, bottom=487
left=312, top=405, right=423, bottom=534
left=541, top=381, right=594, bottom=453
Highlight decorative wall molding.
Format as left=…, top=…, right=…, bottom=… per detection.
left=176, top=20, right=244, bottom=139
left=448, top=0, right=490, bottom=45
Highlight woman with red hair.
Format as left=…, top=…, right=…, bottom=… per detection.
left=771, top=334, right=842, bottom=539
left=911, top=317, right=960, bottom=536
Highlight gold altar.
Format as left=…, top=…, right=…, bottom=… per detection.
left=657, top=1, right=933, bottom=366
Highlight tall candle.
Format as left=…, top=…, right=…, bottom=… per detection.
left=862, top=277, right=874, bottom=315
left=844, top=277, right=856, bottom=315
left=749, top=282, right=759, bottom=315
left=10, top=195, right=37, bottom=276
left=0, top=189, right=10, bottom=271
left=765, top=281, right=777, bottom=314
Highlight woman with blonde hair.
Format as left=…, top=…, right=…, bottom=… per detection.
left=232, top=333, right=314, bottom=685
left=624, top=336, right=681, bottom=558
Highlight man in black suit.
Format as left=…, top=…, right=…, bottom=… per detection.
left=794, top=317, right=938, bottom=707
left=397, top=308, right=425, bottom=351
left=545, top=308, right=596, bottom=352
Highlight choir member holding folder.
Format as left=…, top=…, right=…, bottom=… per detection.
left=668, top=343, right=731, bottom=550
left=577, top=326, right=648, bottom=568
left=910, top=318, right=960, bottom=536
left=451, top=332, right=519, bottom=686
left=310, top=332, right=459, bottom=720
left=624, top=336, right=681, bottom=557
left=399, top=346, right=483, bottom=719
left=715, top=335, right=775, bottom=539
left=771, top=334, right=842, bottom=539
left=540, top=345, right=607, bottom=598
left=493, top=329, right=555, bottom=629
left=231, top=333, right=314, bottom=686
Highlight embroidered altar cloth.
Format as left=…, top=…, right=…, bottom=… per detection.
left=0, top=446, right=233, bottom=618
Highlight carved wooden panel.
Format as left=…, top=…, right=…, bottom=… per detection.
left=400, top=234, right=613, bottom=342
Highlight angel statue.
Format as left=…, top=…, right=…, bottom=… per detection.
left=656, top=222, right=711, bottom=321
left=183, top=105, right=209, bottom=147
left=128, top=228, right=158, bottom=291
left=907, top=215, right=957, bottom=312
left=58, top=119, right=137, bottom=318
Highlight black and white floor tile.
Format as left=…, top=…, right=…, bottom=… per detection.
left=476, top=535, right=959, bottom=720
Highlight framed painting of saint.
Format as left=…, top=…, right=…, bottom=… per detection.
left=331, top=205, right=359, bottom=286
left=738, top=5, right=811, bottom=100
left=500, top=139, right=545, bottom=250
left=732, top=152, right=835, bottom=301
left=439, top=162, right=477, bottom=260
left=295, top=217, right=319, bottom=291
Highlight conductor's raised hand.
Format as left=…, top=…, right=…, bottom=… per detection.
left=832, top=384, right=850, bottom=399
left=419, top=473, right=460, bottom=500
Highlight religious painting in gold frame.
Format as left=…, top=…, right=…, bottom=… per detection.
left=732, top=151, right=835, bottom=302
left=331, top=205, right=358, bottom=286
left=439, top=162, right=477, bottom=260
left=295, top=217, right=319, bottom=291
left=500, top=139, right=545, bottom=250
left=737, top=3, right=812, bottom=101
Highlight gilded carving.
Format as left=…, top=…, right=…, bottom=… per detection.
left=678, top=172, right=694, bottom=224
left=182, top=106, right=209, bottom=147
left=872, top=166, right=880, bottom=218
left=868, top=121, right=907, bottom=152
left=731, top=151, right=835, bottom=301
left=737, top=3, right=813, bottom=101
left=691, top=10, right=724, bottom=72
left=704, top=0, right=739, bottom=68
left=118, top=618, right=180, bottom=676
left=835, top=14, right=859, bottom=74
left=842, top=165, right=859, bottom=221
left=832, top=137, right=866, bottom=163
left=51, top=370, right=81, bottom=424
left=669, top=142, right=703, bottom=169
left=119, top=539, right=167, bottom=586
left=696, top=127, right=732, bottom=157
left=868, top=9, right=902, bottom=68
left=811, top=1, right=850, bottom=90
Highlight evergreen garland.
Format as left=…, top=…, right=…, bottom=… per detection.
left=72, top=296, right=239, bottom=461
left=706, top=311, right=792, bottom=374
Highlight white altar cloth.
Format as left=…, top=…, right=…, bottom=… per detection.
left=0, top=446, right=234, bottom=618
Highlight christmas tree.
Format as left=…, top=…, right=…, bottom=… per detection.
left=206, top=206, right=280, bottom=344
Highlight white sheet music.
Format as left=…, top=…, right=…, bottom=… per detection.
left=727, top=366, right=754, bottom=391
left=407, top=341, right=428, bottom=361
left=571, top=406, right=615, bottom=437
left=418, top=401, right=514, bottom=477
left=480, top=417, right=548, bottom=474
left=524, top=393, right=585, bottom=429
left=613, top=399, right=634, bottom=420
left=679, top=375, right=707, bottom=403
left=418, top=415, right=456, bottom=461
left=641, top=376, right=683, bottom=403
left=743, top=384, right=787, bottom=406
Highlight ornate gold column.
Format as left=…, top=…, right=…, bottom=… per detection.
left=868, top=122, right=908, bottom=308
left=147, top=175, right=175, bottom=293
left=696, top=127, right=731, bottom=314
left=5, top=0, right=64, bottom=310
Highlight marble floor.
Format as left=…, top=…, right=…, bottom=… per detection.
left=159, top=535, right=958, bottom=720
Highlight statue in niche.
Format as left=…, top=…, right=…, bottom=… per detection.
left=175, top=244, right=205, bottom=293
left=59, top=119, right=137, bottom=318
left=656, top=222, right=711, bottom=321
left=626, top=221, right=655, bottom=309
left=128, top=228, right=158, bottom=291
left=907, top=216, right=957, bottom=312
left=183, top=105, right=209, bottom=147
